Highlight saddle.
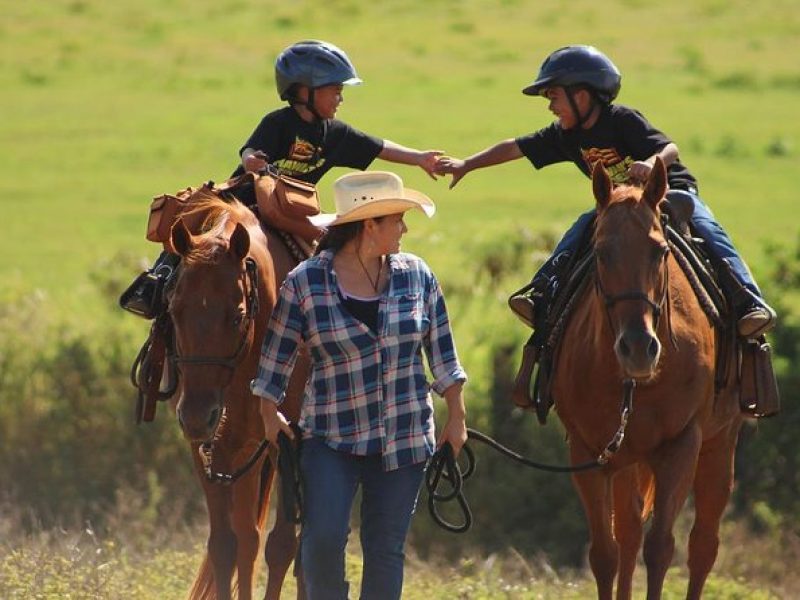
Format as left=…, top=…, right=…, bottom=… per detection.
left=146, top=169, right=325, bottom=251
left=124, top=169, right=322, bottom=423
left=514, top=198, right=779, bottom=423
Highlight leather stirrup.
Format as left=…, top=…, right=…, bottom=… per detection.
left=511, top=344, right=540, bottom=409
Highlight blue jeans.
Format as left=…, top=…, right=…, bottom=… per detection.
left=535, top=189, right=762, bottom=298
left=299, top=436, right=426, bottom=600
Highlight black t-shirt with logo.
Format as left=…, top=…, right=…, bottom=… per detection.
left=516, top=104, right=697, bottom=192
left=234, top=106, right=384, bottom=184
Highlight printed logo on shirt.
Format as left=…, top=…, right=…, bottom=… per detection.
left=273, top=136, right=325, bottom=176
left=581, top=147, right=634, bottom=185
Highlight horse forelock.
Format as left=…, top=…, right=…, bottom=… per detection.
left=594, top=185, right=662, bottom=245
left=181, top=194, right=260, bottom=265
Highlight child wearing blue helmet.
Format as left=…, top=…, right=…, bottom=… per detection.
left=124, top=40, right=442, bottom=318
left=436, top=45, right=775, bottom=340
left=235, top=39, right=443, bottom=182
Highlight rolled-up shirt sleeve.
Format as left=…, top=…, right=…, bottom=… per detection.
left=423, top=274, right=467, bottom=395
left=250, top=275, right=305, bottom=405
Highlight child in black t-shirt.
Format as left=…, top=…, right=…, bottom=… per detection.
left=124, top=40, right=443, bottom=319
left=236, top=39, right=443, bottom=184
left=436, top=45, right=775, bottom=340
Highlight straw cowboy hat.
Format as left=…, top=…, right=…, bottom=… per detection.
left=309, top=171, right=436, bottom=227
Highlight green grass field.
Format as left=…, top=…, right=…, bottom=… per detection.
left=2, top=0, right=798, bottom=313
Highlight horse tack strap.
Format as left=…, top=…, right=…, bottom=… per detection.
left=199, top=439, right=270, bottom=485
left=131, top=314, right=173, bottom=424
left=425, top=442, right=475, bottom=533
left=598, top=379, right=635, bottom=465
left=174, top=257, right=260, bottom=371
left=426, top=419, right=642, bottom=534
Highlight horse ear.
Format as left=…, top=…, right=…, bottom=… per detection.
left=230, top=222, right=250, bottom=260
left=643, top=156, right=668, bottom=211
left=592, top=161, right=613, bottom=209
left=171, top=219, right=193, bottom=256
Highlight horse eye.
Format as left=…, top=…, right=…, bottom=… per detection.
left=652, top=245, right=669, bottom=262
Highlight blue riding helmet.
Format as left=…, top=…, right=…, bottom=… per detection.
left=523, top=45, right=621, bottom=104
left=275, top=40, right=362, bottom=101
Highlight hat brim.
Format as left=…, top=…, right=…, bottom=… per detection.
left=309, top=189, right=435, bottom=227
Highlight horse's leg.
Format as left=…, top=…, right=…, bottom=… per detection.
left=230, top=466, right=264, bottom=600
left=572, top=452, right=617, bottom=600
left=263, top=351, right=308, bottom=600
left=264, top=468, right=300, bottom=600
left=258, top=446, right=299, bottom=600
left=611, top=466, right=647, bottom=600
left=642, top=423, right=702, bottom=600
left=686, top=422, right=740, bottom=600
left=203, top=484, right=237, bottom=600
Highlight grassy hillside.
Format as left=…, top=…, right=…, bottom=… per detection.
left=2, top=0, right=798, bottom=313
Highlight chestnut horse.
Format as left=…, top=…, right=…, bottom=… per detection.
left=551, top=158, right=741, bottom=600
left=168, top=195, right=308, bottom=600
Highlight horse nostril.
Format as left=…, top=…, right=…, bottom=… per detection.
left=207, top=406, right=220, bottom=430
left=618, top=338, right=630, bottom=357
left=648, top=337, right=660, bottom=359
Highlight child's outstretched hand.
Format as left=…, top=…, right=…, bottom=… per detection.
left=435, top=156, right=468, bottom=189
left=417, top=150, right=445, bottom=180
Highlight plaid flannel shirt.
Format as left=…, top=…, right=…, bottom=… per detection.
left=251, top=250, right=467, bottom=471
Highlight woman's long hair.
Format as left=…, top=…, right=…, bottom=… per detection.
left=314, top=216, right=385, bottom=255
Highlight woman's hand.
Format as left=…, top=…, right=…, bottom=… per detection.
left=259, top=398, right=294, bottom=445
left=438, top=412, right=468, bottom=457
left=438, top=383, right=467, bottom=457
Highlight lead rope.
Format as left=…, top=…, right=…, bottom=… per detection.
left=427, top=379, right=636, bottom=533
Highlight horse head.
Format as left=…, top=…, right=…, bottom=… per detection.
left=168, top=198, right=262, bottom=442
left=592, top=157, right=669, bottom=380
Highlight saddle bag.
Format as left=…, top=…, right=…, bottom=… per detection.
left=146, top=188, right=194, bottom=245
left=145, top=172, right=259, bottom=250
left=739, top=337, right=780, bottom=418
left=256, top=172, right=324, bottom=244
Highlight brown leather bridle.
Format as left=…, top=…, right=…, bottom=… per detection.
left=173, top=257, right=260, bottom=373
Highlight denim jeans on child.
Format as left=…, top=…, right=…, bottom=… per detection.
left=535, top=188, right=761, bottom=299
left=299, top=436, right=426, bottom=600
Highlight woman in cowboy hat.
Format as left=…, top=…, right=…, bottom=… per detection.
left=252, top=171, right=467, bottom=600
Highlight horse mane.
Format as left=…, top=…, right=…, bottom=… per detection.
left=180, top=192, right=260, bottom=265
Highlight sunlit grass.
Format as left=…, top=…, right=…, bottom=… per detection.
left=0, top=522, right=781, bottom=599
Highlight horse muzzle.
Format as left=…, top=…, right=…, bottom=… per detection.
left=614, top=327, right=661, bottom=379
left=176, top=388, right=225, bottom=442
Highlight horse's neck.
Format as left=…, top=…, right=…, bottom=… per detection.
left=263, top=228, right=299, bottom=284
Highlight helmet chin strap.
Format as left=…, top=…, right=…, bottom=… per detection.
left=565, top=87, right=598, bottom=129
left=305, top=88, right=324, bottom=121
left=289, top=87, right=324, bottom=122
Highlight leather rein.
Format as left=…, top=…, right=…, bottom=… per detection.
left=430, top=220, right=678, bottom=533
